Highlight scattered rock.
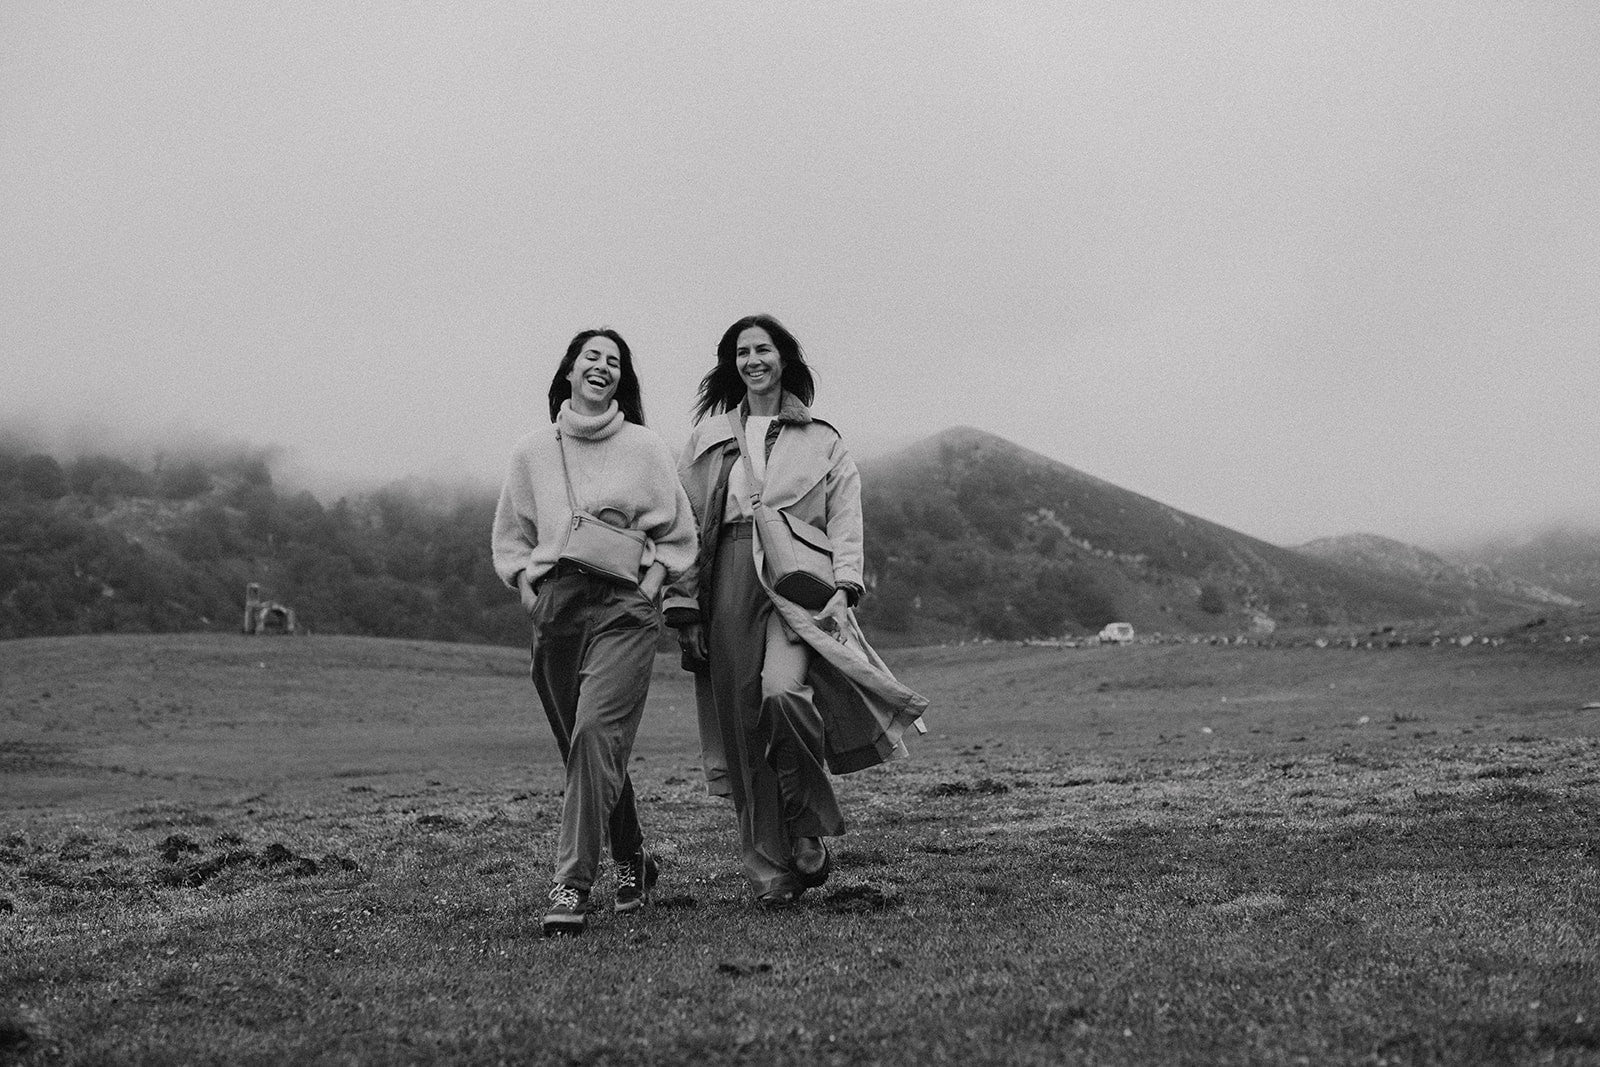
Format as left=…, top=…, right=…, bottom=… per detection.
left=1213, top=893, right=1287, bottom=916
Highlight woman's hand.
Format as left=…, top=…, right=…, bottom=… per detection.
left=639, top=562, right=667, bottom=604
left=676, top=621, right=709, bottom=662
left=517, top=570, right=538, bottom=615
left=812, top=588, right=851, bottom=638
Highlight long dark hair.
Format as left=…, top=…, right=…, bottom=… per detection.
left=547, top=328, right=646, bottom=425
left=691, top=314, right=815, bottom=423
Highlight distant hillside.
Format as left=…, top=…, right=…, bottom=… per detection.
left=854, top=427, right=1553, bottom=643
left=4, top=432, right=1571, bottom=648
left=1296, top=533, right=1582, bottom=610
left=1446, top=524, right=1600, bottom=607
left=0, top=445, right=523, bottom=644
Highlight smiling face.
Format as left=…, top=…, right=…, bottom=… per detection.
left=735, top=326, right=784, bottom=404
left=565, top=335, right=622, bottom=414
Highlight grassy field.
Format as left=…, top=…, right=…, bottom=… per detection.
left=2, top=632, right=1599, bottom=1065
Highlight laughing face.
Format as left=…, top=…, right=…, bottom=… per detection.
left=566, top=335, right=622, bottom=414
left=735, top=326, right=783, bottom=403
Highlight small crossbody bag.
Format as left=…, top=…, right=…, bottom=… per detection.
left=726, top=411, right=836, bottom=610
left=555, top=428, right=647, bottom=586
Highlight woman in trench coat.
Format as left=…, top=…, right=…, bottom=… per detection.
left=663, top=314, right=926, bottom=906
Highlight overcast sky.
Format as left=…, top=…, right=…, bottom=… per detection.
left=2, top=2, right=1596, bottom=547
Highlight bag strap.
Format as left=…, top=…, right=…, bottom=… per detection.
left=725, top=409, right=771, bottom=509
left=554, top=428, right=582, bottom=515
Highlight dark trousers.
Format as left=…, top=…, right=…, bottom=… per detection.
left=707, top=526, right=844, bottom=896
left=530, top=568, right=659, bottom=890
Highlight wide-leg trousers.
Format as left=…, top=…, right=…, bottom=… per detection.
left=530, top=568, right=658, bottom=891
left=707, top=524, right=845, bottom=896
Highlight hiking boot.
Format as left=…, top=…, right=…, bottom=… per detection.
left=541, top=883, right=590, bottom=937
left=613, top=850, right=659, bottom=913
left=755, top=886, right=800, bottom=908
left=793, top=836, right=832, bottom=889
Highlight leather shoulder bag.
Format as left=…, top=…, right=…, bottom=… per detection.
left=555, top=428, right=647, bottom=586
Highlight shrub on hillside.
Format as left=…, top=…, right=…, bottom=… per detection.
left=0, top=444, right=647, bottom=646
left=67, top=455, right=153, bottom=499
left=155, top=461, right=212, bottom=500
left=18, top=455, right=68, bottom=500
left=173, top=506, right=237, bottom=562
left=861, top=577, right=916, bottom=633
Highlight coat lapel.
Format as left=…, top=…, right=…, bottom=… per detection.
left=760, top=425, right=829, bottom=507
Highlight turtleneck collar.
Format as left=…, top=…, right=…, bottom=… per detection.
left=557, top=400, right=626, bottom=441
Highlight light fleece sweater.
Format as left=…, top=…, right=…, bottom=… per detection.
left=491, top=401, right=697, bottom=590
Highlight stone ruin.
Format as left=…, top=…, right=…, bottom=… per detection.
left=242, top=582, right=297, bottom=635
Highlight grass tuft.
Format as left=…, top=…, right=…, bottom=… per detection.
left=1476, top=763, right=1545, bottom=779
left=1484, top=781, right=1557, bottom=805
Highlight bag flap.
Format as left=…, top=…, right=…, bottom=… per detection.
left=780, top=511, right=833, bottom=556
left=574, top=511, right=646, bottom=544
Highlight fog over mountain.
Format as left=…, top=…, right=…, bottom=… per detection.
left=4, top=3, right=1597, bottom=548
left=10, top=424, right=1592, bottom=647
left=1444, top=525, right=1600, bottom=608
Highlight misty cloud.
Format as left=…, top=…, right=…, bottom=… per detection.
left=3, top=1, right=1596, bottom=546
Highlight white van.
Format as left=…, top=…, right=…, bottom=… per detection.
left=1098, top=622, right=1135, bottom=645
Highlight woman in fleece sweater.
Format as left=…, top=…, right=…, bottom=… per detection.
left=491, top=327, right=696, bottom=937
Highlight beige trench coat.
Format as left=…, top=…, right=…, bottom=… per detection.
left=663, top=395, right=928, bottom=796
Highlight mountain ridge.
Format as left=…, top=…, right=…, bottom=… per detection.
left=1, top=429, right=1585, bottom=646
left=851, top=427, right=1567, bottom=642
left=1295, top=532, right=1581, bottom=610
